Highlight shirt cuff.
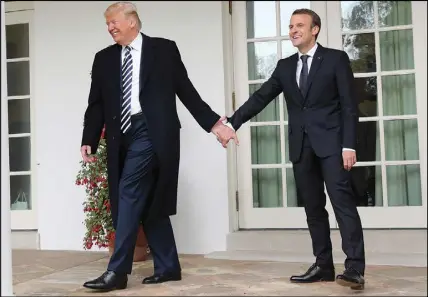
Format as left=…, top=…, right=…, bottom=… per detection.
left=222, top=119, right=235, bottom=131
left=342, top=148, right=355, bottom=152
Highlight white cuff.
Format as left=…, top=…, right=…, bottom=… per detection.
left=342, top=148, right=355, bottom=152
left=222, top=119, right=235, bottom=131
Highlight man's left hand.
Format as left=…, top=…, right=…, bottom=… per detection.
left=342, top=150, right=357, bottom=171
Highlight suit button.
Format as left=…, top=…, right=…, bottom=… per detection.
left=303, top=106, right=307, bottom=110
left=113, top=116, right=117, bottom=120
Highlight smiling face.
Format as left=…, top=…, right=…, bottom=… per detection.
left=289, top=13, right=319, bottom=53
left=105, top=10, right=137, bottom=46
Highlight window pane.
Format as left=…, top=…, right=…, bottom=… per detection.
left=6, top=23, right=29, bottom=59
left=280, top=1, right=311, bottom=36
left=9, top=136, right=31, bottom=172
left=247, top=41, right=278, bottom=80
left=379, top=29, right=414, bottom=71
left=8, top=99, right=31, bottom=134
left=249, top=84, right=280, bottom=122
left=384, top=119, right=419, bottom=161
left=356, top=121, right=381, bottom=161
left=246, top=1, right=276, bottom=38
left=382, top=74, right=416, bottom=116
left=7, top=61, right=30, bottom=96
left=387, top=165, right=421, bottom=206
left=284, top=125, right=290, bottom=163
left=10, top=175, right=32, bottom=210
left=281, top=40, right=297, bottom=59
left=252, top=168, right=282, bottom=208
left=378, top=1, right=412, bottom=27
left=286, top=167, right=303, bottom=207
left=251, top=126, right=281, bottom=164
left=341, top=1, right=375, bottom=31
left=355, top=77, right=378, bottom=117
left=342, top=33, right=376, bottom=73
left=352, top=166, right=383, bottom=206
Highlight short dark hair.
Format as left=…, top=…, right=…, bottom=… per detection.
left=292, top=8, right=321, bottom=40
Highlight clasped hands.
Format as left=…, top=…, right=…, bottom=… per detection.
left=211, top=116, right=239, bottom=148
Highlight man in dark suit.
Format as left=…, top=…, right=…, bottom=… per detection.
left=224, top=9, right=365, bottom=290
left=80, top=2, right=237, bottom=291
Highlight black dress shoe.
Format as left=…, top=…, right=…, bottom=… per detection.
left=336, top=267, right=365, bottom=290
left=290, top=263, right=335, bottom=283
left=142, top=271, right=182, bottom=284
left=83, top=270, right=127, bottom=291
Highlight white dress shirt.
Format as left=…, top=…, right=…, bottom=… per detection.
left=296, top=43, right=318, bottom=88
left=121, top=33, right=143, bottom=115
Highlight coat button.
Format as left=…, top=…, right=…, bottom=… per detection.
left=113, top=116, right=117, bottom=120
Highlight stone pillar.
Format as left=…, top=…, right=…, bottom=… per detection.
left=1, top=1, right=15, bottom=295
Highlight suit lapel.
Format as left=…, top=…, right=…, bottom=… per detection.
left=112, top=44, right=122, bottom=112
left=304, top=44, right=324, bottom=100
left=139, top=33, right=154, bottom=94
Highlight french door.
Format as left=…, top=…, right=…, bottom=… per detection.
left=5, top=6, right=37, bottom=230
left=232, top=1, right=337, bottom=229
left=326, top=1, right=426, bottom=228
left=233, top=1, right=427, bottom=229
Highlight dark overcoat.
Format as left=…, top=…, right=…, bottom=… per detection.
left=81, top=33, right=220, bottom=227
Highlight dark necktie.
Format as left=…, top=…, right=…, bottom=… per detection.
left=121, top=46, right=133, bottom=134
left=299, top=55, right=309, bottom=96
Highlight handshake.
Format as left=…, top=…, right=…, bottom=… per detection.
left=211, top=116, right=239, bottom=148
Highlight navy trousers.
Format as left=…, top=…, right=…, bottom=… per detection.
left=107, top=114, right=181, bottom=275
left=293, top=134, right=365, bottom=275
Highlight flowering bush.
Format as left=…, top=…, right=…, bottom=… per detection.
left=75, top=128, right=114, bottom=250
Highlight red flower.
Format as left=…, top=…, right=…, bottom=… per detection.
left=101, top=127, right=106, bottom=139
left=92, top=225, right=102, bottom=233
left=76, top=135, right=112, bottom=250
left=85, top=241, right=93, bottom=249
left=107, top=231, right=115, bottom=241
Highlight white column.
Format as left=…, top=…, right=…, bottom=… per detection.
left=1, top=1, right=15, bottom=296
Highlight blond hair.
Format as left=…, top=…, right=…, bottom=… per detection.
left=104, top=2, right=142, bottom=31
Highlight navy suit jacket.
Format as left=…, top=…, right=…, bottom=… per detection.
left=229, top=43, right=358, bottom=163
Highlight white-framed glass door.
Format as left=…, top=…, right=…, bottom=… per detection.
left=6, top=9, right=37, bottom=230
left=232, top=1, right=337, bottom=228
left=326, top=1, right=427, bottom=228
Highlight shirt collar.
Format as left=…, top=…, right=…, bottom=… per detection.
left=123, top=33, right=142, bottom=52
left=298, top=43, right=318, bottom=59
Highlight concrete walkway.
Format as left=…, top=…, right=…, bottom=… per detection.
left=12, top=250, right=427, bottom=296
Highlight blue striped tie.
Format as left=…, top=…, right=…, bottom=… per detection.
left=121, top=46, right=133, bottom=133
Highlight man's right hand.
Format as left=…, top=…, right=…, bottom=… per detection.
left=211, top=116, right=239, bottom=148
left=81, top=145, right=95, bottom=163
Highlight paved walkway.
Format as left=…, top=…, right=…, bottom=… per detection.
left=12, top=250, right=427, bottom=296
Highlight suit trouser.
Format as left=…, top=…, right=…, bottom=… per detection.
left=292, top=134, right=365, bottom=275
left=107, top=114, right=181, bottom=275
